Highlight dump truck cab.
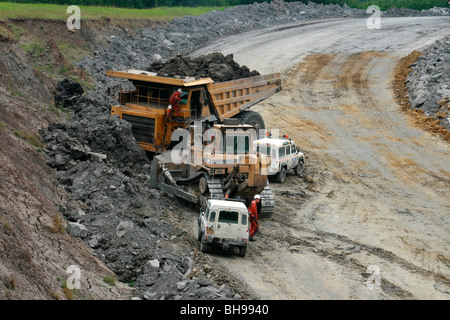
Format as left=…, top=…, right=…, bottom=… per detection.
left=254, top=135, right=305, bottom=183
left=197, top=199, right=249, bottom=257
left=109, top=70, right=215, bottom=153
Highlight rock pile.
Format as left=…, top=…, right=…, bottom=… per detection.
left=147, top=52, right=260, bottom=82
left=406, top=36, right=450, bottom=130
left=41, top=79, right=240, bottom=300
left=53, top=78, right=84, bottom=109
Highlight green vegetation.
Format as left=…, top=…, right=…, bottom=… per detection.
left=61, top=281, right=75, bottom=300
left=0, top=1, right=445, bottom=21
left=18, top=39, right=95, bottom=92
left=49, top=290, right=61, bottom=300
left=13, top=129, right=45, bottom=151
left=0, top=2, right=225, bottom=20
left=338, top=0, right=448, bottom=11
left=0, top=0, right=447, bottom=14
left=20, top=42, right=49, bottom=60
left=50, top=214, right=65, bottom=234
left=103, top=276, right=116, bottom=286
left=3, top=221, right=12, bottom=233
left=0, top=121, right=5, bottom=130
left=6, top=276, right=16, bottom=290
left=0, top=25, right=14, bottom=41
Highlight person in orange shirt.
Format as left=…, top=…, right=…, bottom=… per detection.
left=166, top=88, right=183, bottom=120
left=248, top=194, right=260, bottom=241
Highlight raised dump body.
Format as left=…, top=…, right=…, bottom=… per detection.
left=107, top=69, right=281, bottom=154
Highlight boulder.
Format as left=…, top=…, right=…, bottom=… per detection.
left=66, top=222, right=88, bottom=238
left=116, top=220, right=133, bottom=238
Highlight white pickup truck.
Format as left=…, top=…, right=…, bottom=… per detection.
left=254, top=135, right=305, bottom=184
left=197, top=199, right=249, bottom=257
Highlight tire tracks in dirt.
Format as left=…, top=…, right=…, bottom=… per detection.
left=249, top=51, right=450, bottom=299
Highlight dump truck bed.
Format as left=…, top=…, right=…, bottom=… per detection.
left=206, top=73, right=281, bottom=121
left=106, top=69, right=281, bottom=122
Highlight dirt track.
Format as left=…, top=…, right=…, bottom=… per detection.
left=189, top=17, right=450, bottom=299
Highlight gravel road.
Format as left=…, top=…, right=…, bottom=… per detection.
left=188, top=17, right=450, bottom=299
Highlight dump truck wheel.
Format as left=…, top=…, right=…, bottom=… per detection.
left=275, top=166, right=287, bottom=183
left=235, top=110, right=265, bottom=129
left=199, top=175, right=208, bottom=194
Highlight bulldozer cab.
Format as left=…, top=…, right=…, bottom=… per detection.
left=200, top=122, right=257, bottom=163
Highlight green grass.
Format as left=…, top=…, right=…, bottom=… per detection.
left=103, top=276, right=116, bottom=286
left=0, top=2, right=225, bottom=20
left=13, top=129, right=45, bottom=151
left=61, top=281, right=75, bottom=300
left=20, top=42, right=49, bottom=59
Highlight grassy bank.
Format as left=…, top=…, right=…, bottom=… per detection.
left=0, top=2, right=225, bottom=20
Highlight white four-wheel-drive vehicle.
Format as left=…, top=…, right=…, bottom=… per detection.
left=254, top=135, right=305, bottom=184
left=198, top=199, right=249, bottom=257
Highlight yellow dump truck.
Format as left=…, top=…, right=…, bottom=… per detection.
left=107, top=69, right=281, bottom=217
left=107, top=69, right=281, bottom=154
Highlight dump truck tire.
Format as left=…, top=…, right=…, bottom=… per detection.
left=199, top=175, right=208, bottom=194
left=236, top=110, right=265, bottom=129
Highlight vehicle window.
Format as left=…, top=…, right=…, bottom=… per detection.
left=257, top=145, right=270, bottom=156
left=226, top=135, right=250, bottom=154
left=236, top=135, right=249, bottom=154
left=286, top=145, right=291, bottom=155
left=279, top=146, right=285, bottom=157
left=205, top=208, right=210, bottom=221
left=271, top=148, right=277, bottom=158
left=241, top=214, right=248, bottom=225
left=291, top=145, right=296, bottom=153
left=209, top=211, right=216, bottom=222
left=218, top=210, right=239, bottom=224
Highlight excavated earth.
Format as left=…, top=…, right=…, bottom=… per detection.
left=406, top=36, right=450, bottom=131
left=0, top=1, right=449, bottom=300
left=191, top=16, right=450, bottom=299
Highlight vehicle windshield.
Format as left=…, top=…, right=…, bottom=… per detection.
left=218, top=210, right=239, bottom=224
left=257, top=145, right=270, bottom=156
left=225, top=134, right=250, bottom=154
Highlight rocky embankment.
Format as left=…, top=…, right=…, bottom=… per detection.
left=406, top=36, right=450, bottom=130
left=41, top=79, right=245, bottom=300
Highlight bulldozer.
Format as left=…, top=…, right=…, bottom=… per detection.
left=149, top=119, right=275, bottom=218
left=106, top=69, right=281, bottom=217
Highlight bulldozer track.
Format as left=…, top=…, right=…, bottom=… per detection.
left=205, top=174, right=225, bottom=199
left=259, top=182, right=275, bottom=219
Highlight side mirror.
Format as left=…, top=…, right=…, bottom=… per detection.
left=200, top=208, right=205, bottom=215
